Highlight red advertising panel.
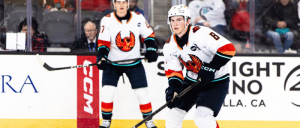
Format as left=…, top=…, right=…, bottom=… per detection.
left=77, top=56, right=99, bottom=128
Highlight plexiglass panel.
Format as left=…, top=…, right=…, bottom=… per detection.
left=0, top=0, right=299, bottom=54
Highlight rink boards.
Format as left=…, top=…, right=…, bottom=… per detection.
left=0, top=54, right=299, bottom=128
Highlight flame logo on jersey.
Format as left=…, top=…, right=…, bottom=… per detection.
left=115, top=31, right=135, bottom=52
left=179, top=54, right=202, bottom=73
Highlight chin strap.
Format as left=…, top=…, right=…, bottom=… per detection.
left=169, top=18, right=190, bottom=37
left=177, top=24, right=189, bottom=37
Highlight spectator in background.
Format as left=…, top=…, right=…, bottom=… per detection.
left=44, top=0, right=55, bottom=12
left=70, top=20, right=98, bottom=53
left=263, top=0, right=298, bottom=53
left=44, top=0, right=74, bottom=12
left=18, top=18, right=48, bottom=52
left=230, top=0, right=263, bottom=53
left=188, top=0, right=227, bottom=36
left=231, top=0, right=263, bottom=31
left=129, top=0, right=144, bottom=15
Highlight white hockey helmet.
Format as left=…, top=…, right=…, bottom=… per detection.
left=167, top=5, right=191, bottom=35
left=113, top=0, right=129, bottom=10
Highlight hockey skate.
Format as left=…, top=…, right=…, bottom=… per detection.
left=99, top=119, right=111, bottom=128
left=145, top=120, right=157, bottom=128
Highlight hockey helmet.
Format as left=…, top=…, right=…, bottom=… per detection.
left=167, top=4, right=191, bottom=35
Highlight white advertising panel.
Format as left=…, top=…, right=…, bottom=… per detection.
left=0, top=54, right=299, bottom=128
left=0, top=55, right=77, bottom=119
left=218, top=56, right=300, bottom=121
left=108, top=56, right=300, bottom=121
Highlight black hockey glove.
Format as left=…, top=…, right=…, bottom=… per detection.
left=145, top=47, right=158, bottom=63
left=165, top=86, right=181, bottom=109
left=96, top=54, right=108, bottom=70
left=197, top=62, right=219, bottom=85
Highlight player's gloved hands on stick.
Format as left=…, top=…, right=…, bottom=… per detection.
left=96, top=55, right=108, bottom=70
left=165, top=86, right=181, bottom=109
left=197, top=62, right=218, bottom=85
left=145, top=47, right=158, bottom=63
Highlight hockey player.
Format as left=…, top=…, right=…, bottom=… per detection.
left=164, top=5, right=236, bottom=128
left=96, top=0, right=158, bottom=128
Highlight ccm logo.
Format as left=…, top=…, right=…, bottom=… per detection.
left=201, top=66, right=216, bottom=72
left=83, top=60, right=93, bottom=114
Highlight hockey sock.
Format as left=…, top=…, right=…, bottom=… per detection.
left=140, top=102, right=153, bottom=119
left=101, top=102, right=113, bottom=120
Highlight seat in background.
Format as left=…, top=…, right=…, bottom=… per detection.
left=42, top=11, right=75, bottom=46
left=7, top=11, right=37, bottom=32
left=81, top=11, right=105, bottom=29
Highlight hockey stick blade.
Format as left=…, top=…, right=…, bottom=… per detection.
left=36, top=54, right=56, bottom=71
left=37, top=54, right=88, bottom=71
left=36, top=54, right=45, bottom=66
left=132, top=79, right=201, bottom=128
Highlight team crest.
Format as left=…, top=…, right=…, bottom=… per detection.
left=193, top=26, right=200, bottom=33
left=116, top=31, right=135, bottom=52
left=135, top=12, right=141, bottom=15
left=179, top=54, right=202, bottom=73
left=105, top=14, right=111, bottom=17
left=199, top=7, right=213, bottom=17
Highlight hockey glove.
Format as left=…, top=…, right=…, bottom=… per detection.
left=165, top=86, right=181, bottom=109
left=145, top=47, right=158, bottom=63
left=96, top=55, right=108, bottom=70
left=197, top=62, right=219, bottom=85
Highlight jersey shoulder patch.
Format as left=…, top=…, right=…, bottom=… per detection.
left=105, top=14, right=111, bottom=17
left=165, top=37, right=171, bottom=44
left=135, top=12, right=141, bottom=15
left=193, top=26, right=201, bottom=33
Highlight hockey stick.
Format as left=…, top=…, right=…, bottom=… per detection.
left=36, top=54, right=145, bottom=71
left=132, top=79, right=201, bottom=128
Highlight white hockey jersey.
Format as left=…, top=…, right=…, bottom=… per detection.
left=163, top=26, right=235, bottom=84
left=188, top=0, right=226, bottom=27
left=98, top=11, right=154, bottom=65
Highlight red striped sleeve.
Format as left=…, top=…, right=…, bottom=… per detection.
left=98, top=39, right=111, bottom=49
left=148, top=32, right=155, bottom=38
left=217, top=43, right=236, bottom=56
left=165, top=69, right=184, bottom=80
left=141, top=32, right=155, bottom=43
